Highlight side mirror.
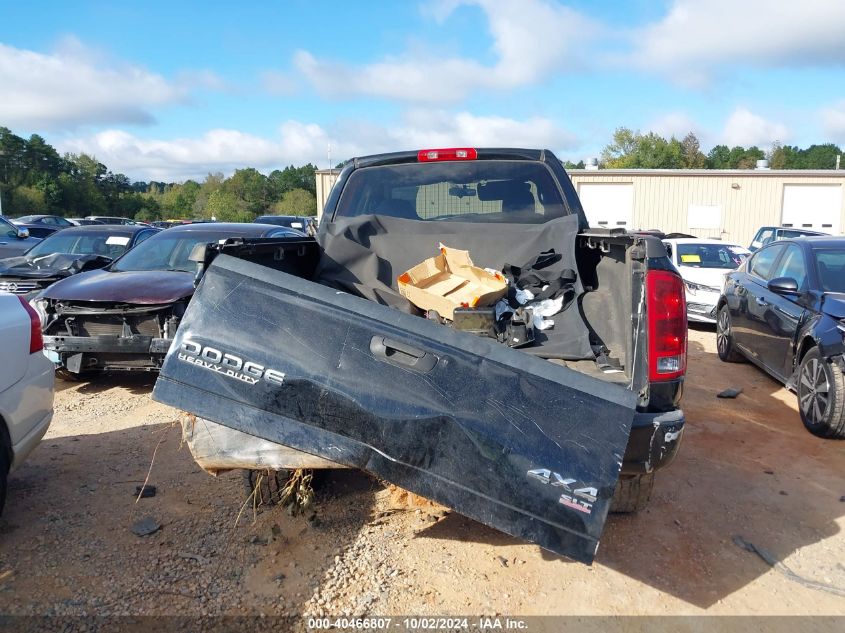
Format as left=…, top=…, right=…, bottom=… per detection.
left=768, top=276, right=799, bottom=295
left=16, top=227, right=30, bottom=239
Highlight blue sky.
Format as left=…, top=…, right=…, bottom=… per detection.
left=2, top=0, right=845, bottom=181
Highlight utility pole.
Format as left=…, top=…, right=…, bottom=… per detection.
left=836, top=154, right=841, bottom=170
left=327, top=143, right=332, bottom=171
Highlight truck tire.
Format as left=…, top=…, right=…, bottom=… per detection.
left=244, top=468, right=292, bottom=508
left=610, top=473, right=654, bottom=513
left=716, top=306, right=745, bottom=363
left=797, top=348, right=845, bottom=439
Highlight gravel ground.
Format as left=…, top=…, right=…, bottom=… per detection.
left=0, top=326, right=843, bottom=620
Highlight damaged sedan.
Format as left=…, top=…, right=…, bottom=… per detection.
left=718, top=236, right=845, bottom=438
left=32, top=223, right=304, bottom=380
left=0, top=225, right=159, bottom=299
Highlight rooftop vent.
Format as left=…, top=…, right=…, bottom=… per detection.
left=756, top=159, right=770, bottom=170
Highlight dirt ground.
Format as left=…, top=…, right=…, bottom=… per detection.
left=0, top=325, right=843, bottom=620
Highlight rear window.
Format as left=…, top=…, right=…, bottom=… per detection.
left=335, top=161, right=567, bottom=224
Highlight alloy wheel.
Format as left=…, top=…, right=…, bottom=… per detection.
left=717, top=309, right=730, bottom=357
left=799, top=358, right=830, bottom=425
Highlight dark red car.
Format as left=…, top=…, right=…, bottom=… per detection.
left=32, top=222, right=304, bottom=379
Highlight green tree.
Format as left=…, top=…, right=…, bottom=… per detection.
left=680, top=133, right=706, bottom=168
left=272, top=188, right=317, bottom=216
left=206, top=189, right=250, bottom=222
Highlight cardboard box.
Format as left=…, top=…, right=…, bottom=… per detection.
left=397, top=245, right=507, bottom=320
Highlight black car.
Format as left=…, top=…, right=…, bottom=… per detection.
left=0, top=225, right=160, bottom=298
left=12, top=224, right=61, bottom=239
left=717, top=237, right=845, bottom=437
left=255, top=215, right=316, bottom=235
left=13, top=214, right=75, bottom=228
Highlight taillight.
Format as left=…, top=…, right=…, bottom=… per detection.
left=417, top=148, right=477, bottom=162
left=18, top=295, right=44, bottom=354
left=646, top=270, right=687, bottom=382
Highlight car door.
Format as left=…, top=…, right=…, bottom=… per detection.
left=153, top=254, right=638, bottom=564
left=732, top=243, right=785, bottom=358
left=754, top=243, right=809, bottom=378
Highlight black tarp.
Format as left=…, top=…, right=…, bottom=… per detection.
left=314, top=213, right=594, bottom=360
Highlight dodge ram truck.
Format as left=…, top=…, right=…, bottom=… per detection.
left=152, top=148, right=688, bottom=564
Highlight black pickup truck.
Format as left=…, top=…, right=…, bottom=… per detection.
left=152, top=148, right=687, bottom=564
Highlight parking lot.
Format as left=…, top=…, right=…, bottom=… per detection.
left=0, top=326, right=843, bottom=618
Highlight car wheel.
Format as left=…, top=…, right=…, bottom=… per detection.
left=716, top=306, right=744, bottom=363
left=609, top=473, right=654, bottom=513
left=797, top=348, right=845, bottom=438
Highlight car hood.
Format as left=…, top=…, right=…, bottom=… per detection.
left=677, top=266, right=733, bottom=289
left=0, top=253, right=112, bottom=279
left=41, top=269, right=195, bottom=304
left=821, top=293, right=845, bottom=320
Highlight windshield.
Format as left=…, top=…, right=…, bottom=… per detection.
left=111, top=232, right=218, bottom=272
left=814, top=249, right=845, bottom=293
left=336, top=161, right=567, bottom=224
left=676, top=243, right=743, bottom=269
left=26, top=231, right=132, bottom=259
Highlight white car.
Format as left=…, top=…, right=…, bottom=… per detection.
left=663, top=238, right=747, bottom=324
left=0, top=293, right=54, bottom=514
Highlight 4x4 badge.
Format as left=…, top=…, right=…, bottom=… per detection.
left=527, top=468, right=598, bottom=515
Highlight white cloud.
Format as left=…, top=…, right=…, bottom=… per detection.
left=0, top=38, right=217, bottom=130
left=57, top=111, right=577, bottom=181
left=293, top=0, right=599, bottom=102
left=629, top=0, right=845, bottom=84
left=720, top=108, right=788, bottom=148
left=821, top=101, right=845, bottom=144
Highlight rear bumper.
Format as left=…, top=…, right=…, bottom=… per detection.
left=0, top=352, right=54, bottom=471
left=620, top=409, right=685, bottom=475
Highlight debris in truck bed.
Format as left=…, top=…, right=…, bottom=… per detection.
left=397, top=244, right=507, bottom=319
left=717, top=388, right=743, bottom=399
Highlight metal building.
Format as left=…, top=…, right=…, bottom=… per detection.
left=570, top=169, right=845, bottom=245
left=317, top=167, right=845, bottom=246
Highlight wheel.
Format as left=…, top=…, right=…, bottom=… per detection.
left=797, top=348, right=845, bottom=438
left=716, top=305, right=745, bottom=363
left=609, top=472, right=654, bottom=513
left=55, top=368, right=84, bottom=381
left=244, top=468, right=293, bottom=508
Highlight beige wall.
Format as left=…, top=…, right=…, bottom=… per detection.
left=570, top=170, right=845, bottom=246
left=315, top=169, right=340, bottom=221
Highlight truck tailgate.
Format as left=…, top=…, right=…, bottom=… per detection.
left=153, top=254, right=637, bottom=563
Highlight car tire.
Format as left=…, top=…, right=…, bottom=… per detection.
left=609, top=472, right=654, bottom=513
left=716, top=305, right=744, bottom=363
left=797, top=348, right=845, bottom=439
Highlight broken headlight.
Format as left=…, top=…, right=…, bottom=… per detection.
left=28, top=297, right=50, bottom=328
